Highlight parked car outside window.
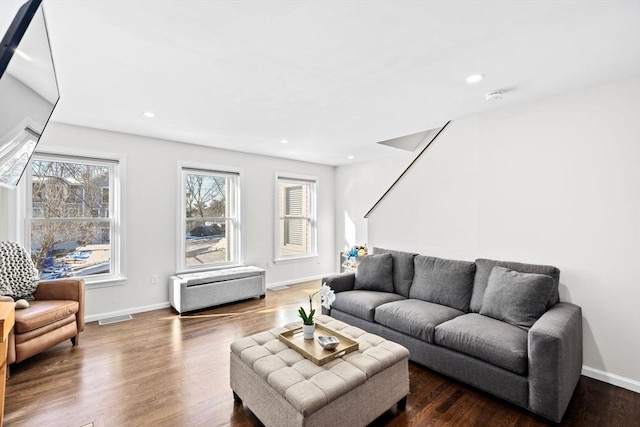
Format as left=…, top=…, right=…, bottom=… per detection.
left=188, top=224, right=224, bottom=237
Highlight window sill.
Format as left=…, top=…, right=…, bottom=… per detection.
left=83, top=275, right=127, bottom=289
left=273, top=255, right=318, bottom=265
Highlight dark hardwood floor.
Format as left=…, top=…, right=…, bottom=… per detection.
left=4, top=281, right=639, bottom=426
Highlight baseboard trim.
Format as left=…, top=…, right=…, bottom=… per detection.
left=582, top=366, right=640, bottom=393
left=84, top=274, right=335, bottom=322
left=85, top=302, right=171, bottom=323
left=266, top=273, right=334, bottom=289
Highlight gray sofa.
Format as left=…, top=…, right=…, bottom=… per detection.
left=322, top=247, right=582, bottom=422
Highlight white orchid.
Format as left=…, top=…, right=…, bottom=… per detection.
left=298, top=283, right=335, bottom=324
left=319, top=283, right=335, bottom=310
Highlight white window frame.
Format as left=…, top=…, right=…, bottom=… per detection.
left=21, top=151, right=124, bottom=285
left=177, top=163, right=242, bottom=273
left=274, top=173, right=318, bottom=262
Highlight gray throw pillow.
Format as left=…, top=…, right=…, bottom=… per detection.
left=470, top=258, right=560, bottom=312
left=354, top=253, right=393, bottom=292
left=479, top=266, right=554, bottom=330
left=372, top=247, right=417, bottom=297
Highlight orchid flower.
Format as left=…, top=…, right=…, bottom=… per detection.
left=298, top=283, right=335, bottom=324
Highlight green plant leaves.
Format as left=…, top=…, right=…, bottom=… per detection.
left=298, top=306, right=315, bottom=325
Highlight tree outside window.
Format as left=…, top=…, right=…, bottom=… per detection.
left=181, top=168, right=239, bottom=270
left=26, top=154, right=119, bottom=281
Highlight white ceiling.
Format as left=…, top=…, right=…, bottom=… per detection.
left=21, top=1, right=640, bottom=165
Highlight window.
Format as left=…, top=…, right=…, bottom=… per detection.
left=25, top=153, right=121, bottom=282
left=0, top=128, right=38, bottom=189
left=276, top=175, right=317, bottom=261
left=180, top=167, right=240, bottom=271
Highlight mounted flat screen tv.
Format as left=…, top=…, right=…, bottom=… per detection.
left=0, top=0, right=59, bottom=189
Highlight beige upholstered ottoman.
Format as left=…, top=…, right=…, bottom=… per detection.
left=230, top=314, right=409, bottom=427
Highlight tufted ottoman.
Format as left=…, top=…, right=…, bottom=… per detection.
left=230, top=314, right=409, bottom=427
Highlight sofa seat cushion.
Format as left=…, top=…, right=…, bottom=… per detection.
left=375, top=299, right=464, bottom=343
left=331, top=290, right=405, bottom=322
left=14, top=300, right=79, bottom=334
left=434, top=313, right=528, bottom=375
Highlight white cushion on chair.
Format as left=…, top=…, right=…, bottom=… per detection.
left=0, top=241, right=40, bottom=299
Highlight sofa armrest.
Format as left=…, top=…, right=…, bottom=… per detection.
left=322, top=272, right=355, bottom=293
left=34, top=279, right=85, bottom=332
left=528, top=302, right=582, bottom=422
left=321, top=273, right=356, bottom=315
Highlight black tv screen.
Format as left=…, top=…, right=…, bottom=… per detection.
left=0, top=0, right=59, bottom=189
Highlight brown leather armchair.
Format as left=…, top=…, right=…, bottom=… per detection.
left=0, top=278, right=85, bottom=365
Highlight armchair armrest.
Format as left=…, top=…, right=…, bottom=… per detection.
left=0, top=296, right=13, bottom=303
left=528, top=302, right=582, bottom=422
left=34, top=279, right=85, bottom=332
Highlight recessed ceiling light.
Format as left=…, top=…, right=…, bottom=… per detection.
left=143, top=111, right=155, bottom=118
left=466, top=74, right=484, bottom=84
left=347, top=155, right=354, bottom=160
left=280, top=139, right=288, bottom=144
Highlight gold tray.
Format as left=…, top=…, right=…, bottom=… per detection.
left=279, top=323, right=359, bottom=366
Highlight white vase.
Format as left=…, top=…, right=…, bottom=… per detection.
left=302, top=323, right=315, bottom=340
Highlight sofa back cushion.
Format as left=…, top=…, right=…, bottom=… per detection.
left=479, top=266, right=555, bottom=330
left=409, top=255, right=476, bottom=312
left=471, top=258, right=560, bottom=313
left=372, top=247, right=418, bottom=297
left=354, top=253, right=393, bottom=292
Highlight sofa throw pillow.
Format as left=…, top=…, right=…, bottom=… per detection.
left=354, top=253, right=393, bottom=292
left=470, top=258, right=560, bottom=313
left=0, top=241, right=40, bottom=300
left=479, top=266, right=554, bottom=330
left=372, top=247, right=418, bottom=297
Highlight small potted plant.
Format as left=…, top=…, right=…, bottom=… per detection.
left=298, top=283, right=335, bottom=339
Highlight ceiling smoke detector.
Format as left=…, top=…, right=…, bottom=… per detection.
left=485, top=91, right=503, bottom=101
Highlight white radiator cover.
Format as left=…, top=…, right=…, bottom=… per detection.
left=170, top=266, right=266, bottom=314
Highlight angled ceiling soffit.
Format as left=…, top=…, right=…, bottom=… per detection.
left=376, top=126, right=444, bottom=153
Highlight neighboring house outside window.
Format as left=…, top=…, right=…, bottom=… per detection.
left=25, top=153, right=121, bottom=283
left=275, top=174, right=317, bottom=261
left=179, top=167, right=240, bottom=271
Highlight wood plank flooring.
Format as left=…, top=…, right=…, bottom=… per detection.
left=4, top=281, right=639, bottom=426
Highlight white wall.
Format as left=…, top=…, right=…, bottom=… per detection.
left=334, top=150, right=412, bottom=254
left=335, top=75, right=640, bottom=390
left=0, top=123, right=335, bottom=319
left=0, top=73, right=55, bottom=138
